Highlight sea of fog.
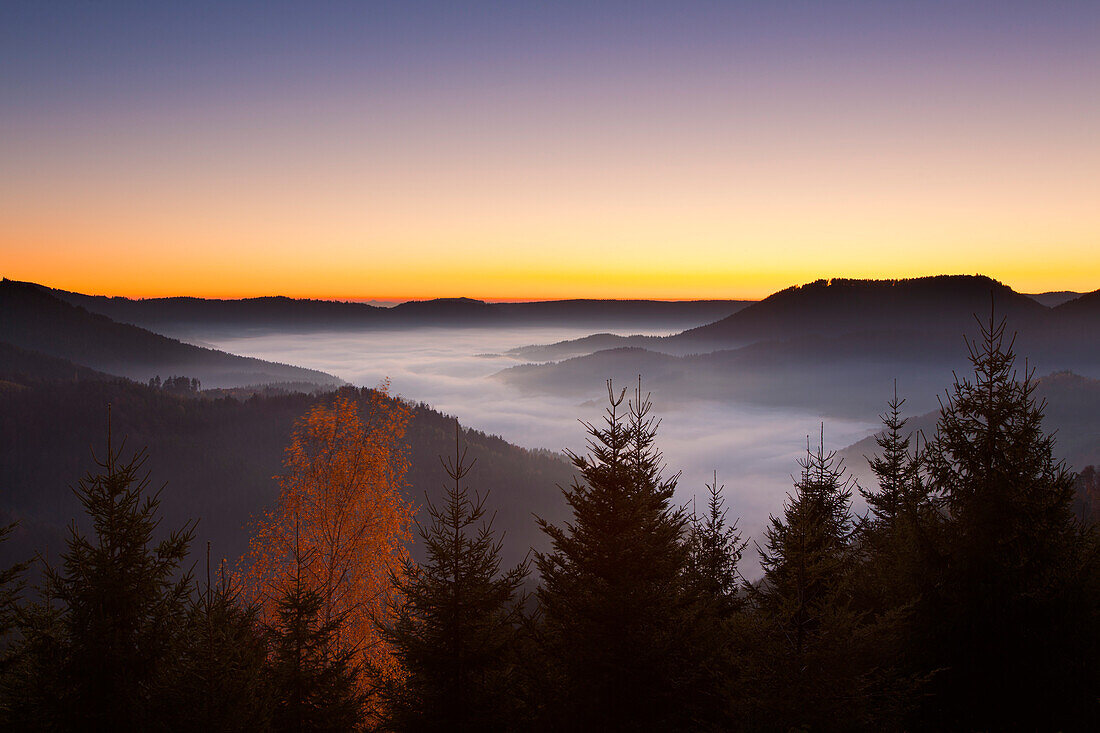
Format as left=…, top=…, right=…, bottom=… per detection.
left=202, top=326, right=876, bottom=576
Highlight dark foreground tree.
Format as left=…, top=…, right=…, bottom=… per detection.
left=856, top=387, right=943, bottom=619
left=154, top=547, right=273, bottom=731
left=378, top=422, right=529, bottom=732
left=535, top=380, right=705, bottom=731
left=923, top=311, right=1098, bottom=729
left=684, top=473, right=749, bottom=730
left=267, top=522, right=367, bottom=733
left=0, top=523, right=29, bottom=727
left=747, top=430, right=910, bottom=731
left=0, top=523, right=27, bottom=661
left=4, top=411, right=195, bottom=731
left=686, top=472, right=746, bottom=618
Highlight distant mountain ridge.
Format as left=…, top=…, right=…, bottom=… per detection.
left=672, top=275, right=1048, bottom=347
left=0, top=342, right=115, bottom=384
left=38, top=282, right=753, bottom=337
left=0, top=279, right=342, bottom=388
left=509, top=276, right=1099, bottom=361
left=1027, top=291, right=1086, bottom=308
left=498, top=276, right=1100, bottom=418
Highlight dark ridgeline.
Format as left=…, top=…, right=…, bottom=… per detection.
left=0, top=279, right=342, bottom=389
left=497, top=275, right=1100, bottom=418
left=507, top=274, right=1057, bottom=361
left=1026, top=290, right=1085, bottom=308
left=38, top=278, right=752, bottom=337
left=377, top=423, right=530, bottom=731
left=673, top=275, right=1050, bottom=346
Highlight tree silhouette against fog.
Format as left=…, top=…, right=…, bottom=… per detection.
left=535, top=379, right=707, bottom=731
left=922, top=308, right=1093, bottom=729
left=378, top=422, right=529, bottom=732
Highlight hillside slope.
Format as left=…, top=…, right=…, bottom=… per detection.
left=0, top=377, right=573, bottom=574
left=498, top=276, right=1100, bottom=416
left=673, top=275, right=1048, bottom=348
left=1, top=279, right=341, bottom=388
left=510, top=275, right=1066, bottom=361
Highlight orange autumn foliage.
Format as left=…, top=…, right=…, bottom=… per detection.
left=240, top=386, right=413, bottom=681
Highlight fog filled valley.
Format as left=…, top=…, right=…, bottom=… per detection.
left=5, top=275, right=1099, bottom=575
left=196, top=324, right=880, bottom=575
left=3, top=274, right=1100, bottom=729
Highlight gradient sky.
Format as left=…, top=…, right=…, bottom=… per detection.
left=2, top=1, right=1098, bottom=300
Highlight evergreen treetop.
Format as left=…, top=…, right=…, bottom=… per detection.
left=43, top=408, right=195, bottom=730
left=379, top=422, right=529, bottom=732
left=535, top=379, right=698, bottom=730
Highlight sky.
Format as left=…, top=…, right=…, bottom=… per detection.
left=2, top=1, right=1098, bottom=300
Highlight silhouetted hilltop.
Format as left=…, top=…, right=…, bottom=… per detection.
left=1027, top=291, right=1086, bottom=308
left=497, top=284, right=1100, bottom=419
left=390, top=297, right=500, bottom=325
left=47, top=288, right=389, bottom=334
left=0, top=279, right=341, bottom=388
left=673, top=275, right=1048, bottom=348
left=1053, top=288, right=1100, bottom=320
left=508, top=274, right=1100, bottom=366
left=41, top=280, right=750, bottom=336
left=0, top=377, right=573, bottom=575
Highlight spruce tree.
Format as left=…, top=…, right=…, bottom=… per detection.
left=852, top=388, right=943, bottom=727
left=267, top=520, right=366, bottom=733
left=923, top=310, right=1093, bottom=728
left=686, top=472, right=746, bottom=618
left=684, top=474, right=748, bottom=730
left=535, top=380, right=699, bottom=730
left=0, top=523, right=27, bottom=665
left=19, top=410, right=195, bottom=730
left=378, top=422, right=529, bottom=732
left=0, top=581, right=67, bottom=731
left=857, top=386, right=943, bottom=608
left=0, top=523, right=29, bottom=727
left=749, top=430, right=870, bottom=731
left=863, top=383, right=917, bottom=525
left=154, top=548, right=273, bottom=732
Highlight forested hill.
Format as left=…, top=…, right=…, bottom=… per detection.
left=41, top=281, right=752, bottom=336
left=0, top=279, right=341, bottom=388
left=499, top=276, right=1100, bottom=417
left=672, top=275, right=1048, bottom=347
left=0, top=375, right=573, bottom=575
left=0, top=342, right=115, bottom=384
left=1053, top=286, right=1100, bottom=323
left=507, top=275, right=1097, bottom=362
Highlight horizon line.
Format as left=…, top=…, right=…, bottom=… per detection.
left=4, top=274, right=1093, bottom=305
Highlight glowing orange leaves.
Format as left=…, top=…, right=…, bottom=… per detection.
left=241, top=387, right=414, bottom=681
